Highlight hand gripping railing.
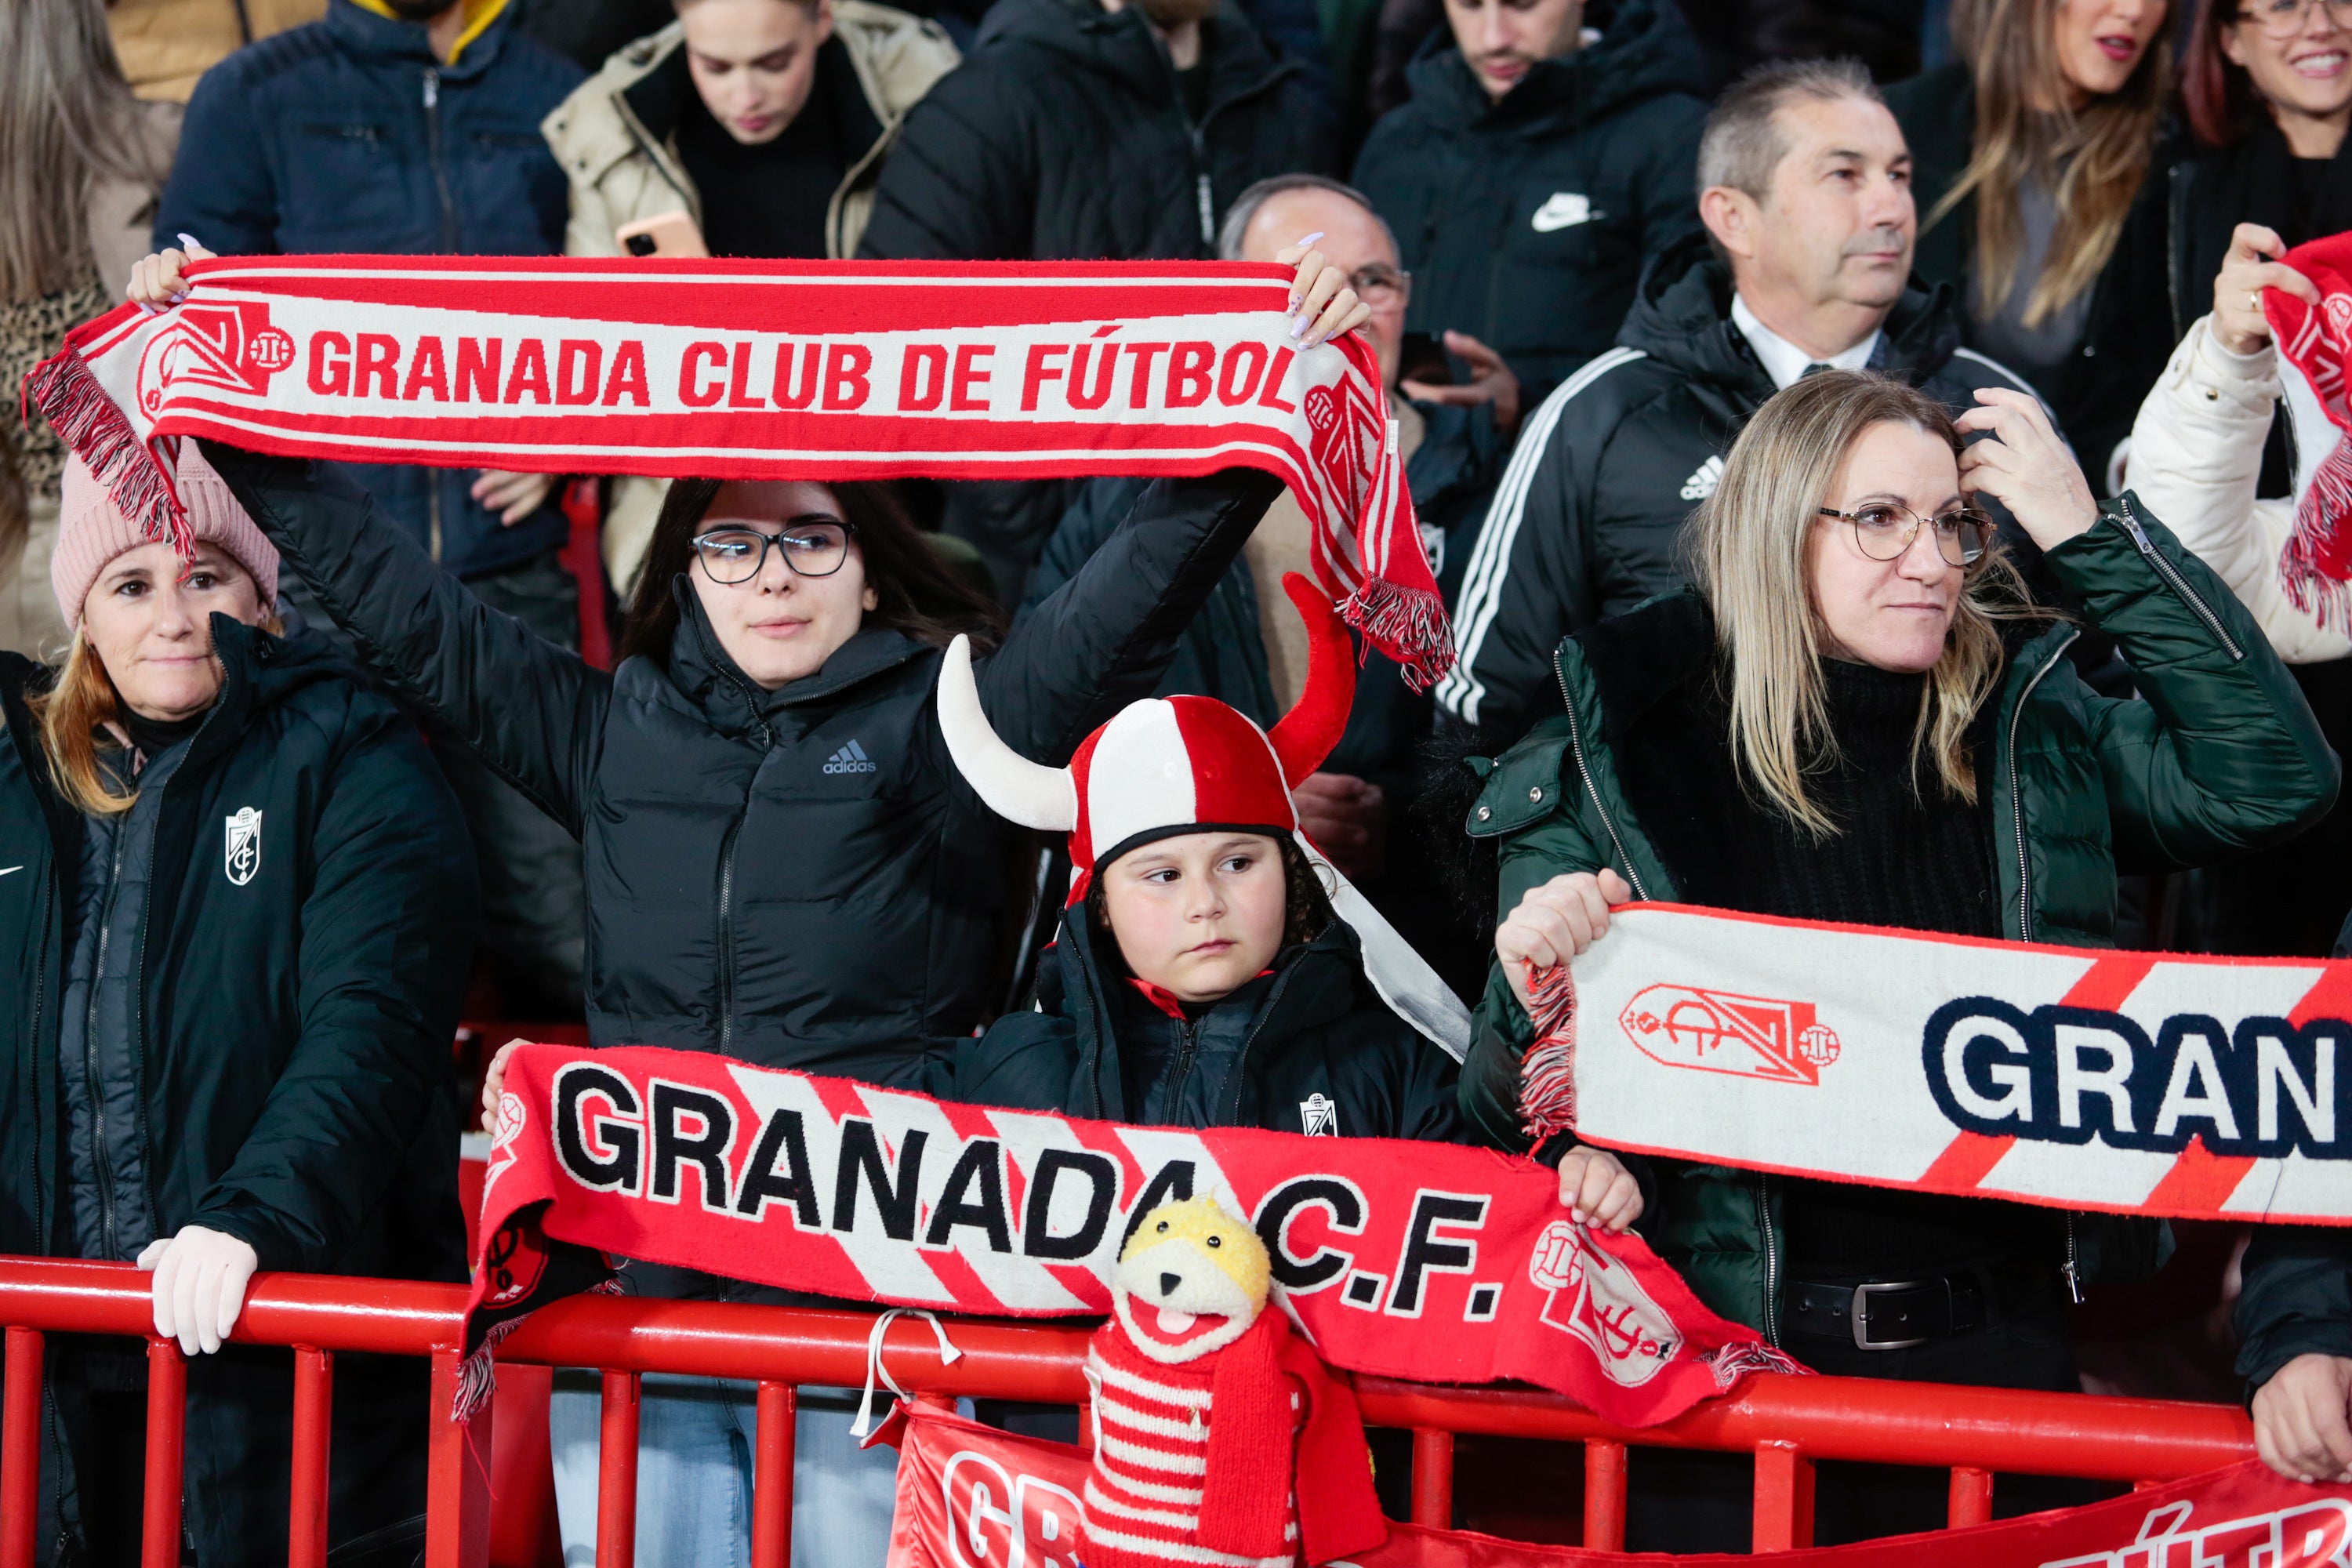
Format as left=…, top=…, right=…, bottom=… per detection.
left=0, top=1256, right=2259, bottom=1566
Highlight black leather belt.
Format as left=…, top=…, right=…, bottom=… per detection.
left=1786, top=1264, right=2051, bottom=1351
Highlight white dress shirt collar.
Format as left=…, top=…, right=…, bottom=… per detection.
left=1731, top=294, right=1880, bottom=391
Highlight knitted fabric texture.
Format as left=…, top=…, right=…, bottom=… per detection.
left=1084, top=1308, right=1384, bottom=1568
left=53, top=445, right=278, bottom=629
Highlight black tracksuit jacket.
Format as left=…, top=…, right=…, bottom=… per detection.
left=1, top=625, right=476, bottom=1564
left=1432, top=238, right=2051, bottom=742
left=1350, top=0, right=1708, bottom=401
left=938, top=909, right=1464, bottom=1141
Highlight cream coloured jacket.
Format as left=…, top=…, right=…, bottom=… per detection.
left=2122, top=314, right=2352, bottom=663
left=543, top=5, right=959, bottom=598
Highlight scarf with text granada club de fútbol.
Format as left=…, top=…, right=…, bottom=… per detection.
left=24, top=254, right=1452, bottom=684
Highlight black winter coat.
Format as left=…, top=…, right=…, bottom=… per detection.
left=203, top=441, right=1281, bottom=1091
left=939, top=910, right=1464, bottom=1140
left=1, top=626, right=476, bottom=1565
left=1432, top=238, right=2050, bottom=742
left=155, top=0, right=583, bottom=580
left=1885, top=62, right=2179, bottom=487
left=855, top=0, right=1333, bottom=262
left=1350, top=0, right=1708, bottom=400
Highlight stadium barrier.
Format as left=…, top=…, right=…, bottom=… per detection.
left=0, top=1255, right=2260, bottom=1567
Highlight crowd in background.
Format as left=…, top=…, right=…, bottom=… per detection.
left=16, top=0, right=2352, bottom=1561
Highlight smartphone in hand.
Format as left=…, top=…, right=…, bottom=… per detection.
left=615, top=211, right=710, bottom=259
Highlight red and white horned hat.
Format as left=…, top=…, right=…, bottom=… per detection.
left=938, top=573, right=1470, bottom=1057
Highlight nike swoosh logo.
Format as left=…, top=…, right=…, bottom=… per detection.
left=0, top=866, right=20, bottom=877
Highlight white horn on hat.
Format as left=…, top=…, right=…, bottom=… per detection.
left=935, top=635, right=1079, bottom=831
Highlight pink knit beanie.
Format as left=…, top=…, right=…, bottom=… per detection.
left=53, top=446, right=280, bottom=631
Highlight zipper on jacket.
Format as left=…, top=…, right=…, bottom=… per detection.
left=2165, top=164, right=2190, bottom=343
left=2005, top=630, right=2078, bottom=940
left=2112, top=494, right=2244, bottom=661
left=82, top=826, right=132, bottom=1261
left=1161, top=1014, right=1203, bottom=1112
left=1552, top=645, right=1650, bottom=901
left=1752, top=1174, right=1780, bottom=1348
left=423, top=69, right=459, bottom=252
left=714, top=810, right=746, bottom=1054
left=2063, top=1214, right=2084, bottom=1304
left=29, top=866, right=53, bottom=1255
left=1215, top=961, right=1307, bottom=1126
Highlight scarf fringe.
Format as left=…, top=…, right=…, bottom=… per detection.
left=452, top=1276, right=623, bottom=1425
left=23, top=347, right=193, bottom=557
left=2281, top=429, right=2352, bottom=635
left=1345, top=577, right=1454, bottom=693
left=1519, top=960, right=1578, bottom=1144
left=1700, top=1341, right=1807, bottom=1389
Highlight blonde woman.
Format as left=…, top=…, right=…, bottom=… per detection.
left=1888, top=0, right=2178, bottom=488
left=1459, top=369, right=2332, bottom=1544
left=0, top=448, right=476, bottom=1565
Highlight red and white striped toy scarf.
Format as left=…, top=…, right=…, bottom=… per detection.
left=24, top=254, right=1453, bottom=684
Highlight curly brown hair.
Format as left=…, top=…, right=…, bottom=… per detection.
left=1084, top=833, right=1334, bottom=985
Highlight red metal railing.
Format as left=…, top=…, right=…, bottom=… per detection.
left=0, top=1256, right=2259, bottom=1567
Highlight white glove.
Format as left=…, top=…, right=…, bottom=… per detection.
left=136, top=1226, right=260, bottom=1355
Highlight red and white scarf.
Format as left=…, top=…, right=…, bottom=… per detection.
left=24, top=255, right=1451, bottom=683
left=2266, top=234, right=2352, bottom=632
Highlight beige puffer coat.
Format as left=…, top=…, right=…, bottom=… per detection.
left=543, top=5, right=957, bottom=597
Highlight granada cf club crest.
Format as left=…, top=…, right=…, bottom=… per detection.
left=1526, top=1220, right=1679, bottom=1386
left=136, top=302, right=296, bottom=416
left=223, top=807, right=262, bottom=887
left=1618, top=983, right=1842, bottom=1085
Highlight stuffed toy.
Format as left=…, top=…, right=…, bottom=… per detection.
left=1082, top=1196, right=1386, bottom=1568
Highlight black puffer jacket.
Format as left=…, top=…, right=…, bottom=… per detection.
left=855, top=0, right=1332, bottom=261
left=1432, top=238, right=2051, bottom=742
left=1350, top=0, right=1708, bottom=399
left=203, top=441, right=1280, bottom=1088
left=1, top=626, right=476, bottom=1564
left=940, top=909, right=1463, bottom=1140
left=1885, top=62, right=2179, bottom=488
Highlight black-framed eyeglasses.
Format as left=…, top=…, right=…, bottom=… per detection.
left=1816, top=503, right=1994, bottom=567
left=1349, top=264, right=1410, bottom=307
left=2236, top=0, right=2352, bottom=37
left=691, top=518, right=857, bottom=584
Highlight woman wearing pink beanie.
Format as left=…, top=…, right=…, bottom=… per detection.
left=1, top=447, right=477, bottom=1565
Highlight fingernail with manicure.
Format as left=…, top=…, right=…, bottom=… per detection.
left=1294, top=232, right=1324, bottom=250
left=176, top=233, right=202, bottom=251
left=1290, top=316, right=1308, bottom=339
left=137, top=302, right=158, bottom=316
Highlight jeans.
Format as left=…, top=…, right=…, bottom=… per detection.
left=549, top=1376, right=900, bottom=1568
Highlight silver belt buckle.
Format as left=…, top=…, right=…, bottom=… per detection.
left=1850, top=1279, right=1932, bottom=1351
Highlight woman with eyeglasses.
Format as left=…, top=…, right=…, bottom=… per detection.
left=131, top=241, right=1370, bottom=1568
left=1456, top=368, right=2333, bottom=1545
left=2172, top=0, right=2352, bottom=478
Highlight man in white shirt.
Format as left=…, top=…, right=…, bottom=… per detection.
left=1438, top=56, right=2053, bottom=742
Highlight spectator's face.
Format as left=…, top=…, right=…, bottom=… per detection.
left=1443, top=0, right=1585, bottom=100
left=681, top=0, right=837, bottom=145
left=80, top=542, right=263, bottom=723
left=1099, top=832, right=1289, bottom=1004
left=2225, top=0, right=2352, bottom=122
left=1239, top=188, right=1409, bottom=387
left=688, top=480, right=877, bottom=689
left=2052, top=0, right=2166, bottom=104
left=1715, top=95, right=1914, bottom=319
left=1807, top=421, right=1962, bottom=674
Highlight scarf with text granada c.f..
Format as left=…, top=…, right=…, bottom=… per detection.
left=24, top=254, right=1452, bottom=684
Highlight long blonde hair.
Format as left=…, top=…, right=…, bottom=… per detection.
left=1933, top=0, right=2170, bottom=329
left=28, top=613, right=281, bottom=819
left=1690, top=371, right=2036, bottom=839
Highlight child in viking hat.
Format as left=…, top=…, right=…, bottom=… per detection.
left=931, top=572, right=1472, bottom=1142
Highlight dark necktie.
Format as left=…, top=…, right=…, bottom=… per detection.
left=1800, top=361, right=1834, bottom=379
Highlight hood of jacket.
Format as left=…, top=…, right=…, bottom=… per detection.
left=1037, top=908, right=1370, bottom=1122
left=972, top=0, right=1294, bottom=113
left=1399, top=0, right=1703, bottom=139
left=658, top=574, right=935, bottom=747
left=543, top=4, right=959, bottom=198
left=1617, top=234, right=1965, bottom=399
